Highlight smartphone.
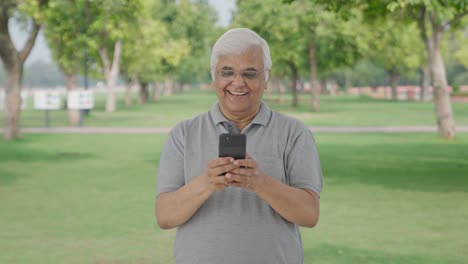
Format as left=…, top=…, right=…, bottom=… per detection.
left=218, top=133, right=246, bottom=160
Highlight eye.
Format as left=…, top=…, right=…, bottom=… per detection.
left=242, top=71, right=258, bottom=79
left=220, top=70, right=235, bottom=77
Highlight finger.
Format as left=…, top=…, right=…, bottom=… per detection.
left=225, top=173, right=248, bottom=183
left=245, top=153, right=254, bottom=159
left=233, top=158, right=257, bottom=169
left=226, top=175, right=251, bottom=189
left=208, top=157, right=235, bottom=168
left=213, top=163, right=239, bottom=176
left=229, top=167, right=258, bottom=176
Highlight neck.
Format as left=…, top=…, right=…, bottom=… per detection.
left=220, top=104, right=261, bottom=132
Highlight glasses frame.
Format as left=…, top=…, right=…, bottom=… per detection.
left=216, top=68, right=267, bottom=82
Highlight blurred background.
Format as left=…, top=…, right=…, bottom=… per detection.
left=1, top=0, right=467, bottom=263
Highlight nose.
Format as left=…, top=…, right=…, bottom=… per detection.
left=231, top=72, right=245, bottom=87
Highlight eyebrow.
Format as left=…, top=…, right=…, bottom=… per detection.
left=220, top=66, right=258, bottom=71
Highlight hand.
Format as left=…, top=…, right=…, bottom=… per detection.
left=202, top=157, right=238, bottom=193
left=226, top=154, right=264, bottom=191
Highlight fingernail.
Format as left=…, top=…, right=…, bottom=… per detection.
left=226, top=173, right=231, bottom=178
left=234, top=160, right=239, bottom=165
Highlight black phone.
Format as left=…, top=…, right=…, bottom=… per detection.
left=218, top=133, right=246, bottom=160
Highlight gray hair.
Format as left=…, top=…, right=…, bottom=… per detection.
left=210, top=28, right=272, bottom=81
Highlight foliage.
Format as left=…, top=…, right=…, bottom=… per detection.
left=120, top=0, right=190, bottom=84
left=366, top=19, right=423, bottom=78
left=234, top=0, right=367, bottom=79
left=151, top=0, right=219, bottom=84
left=44, top=0, right=87, bottom=76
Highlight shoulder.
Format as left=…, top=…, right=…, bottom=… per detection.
left=270, top=110, right=310, bottom=135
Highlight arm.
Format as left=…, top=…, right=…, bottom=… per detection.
left=255, top=174, right=319, bottom=227
left=226, top=158, right=320, bottom=227
left=156, top=157, right=238, bottom=229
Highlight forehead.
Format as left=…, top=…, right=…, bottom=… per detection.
left=216, top=46, right=263, bottom=69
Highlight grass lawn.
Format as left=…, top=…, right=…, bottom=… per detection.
left=1, top=133, right=467, bottom=263
left=7, top=89, right=468, bottom=128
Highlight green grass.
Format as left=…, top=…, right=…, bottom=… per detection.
left=7, top=89, right=468, bottom=128
left=1, top=133, right=468, bottom=263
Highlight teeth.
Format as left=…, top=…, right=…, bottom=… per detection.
left=228, top=90, right=247, bottom=96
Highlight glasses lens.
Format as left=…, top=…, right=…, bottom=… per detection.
left=241, top=71, right=258, bottom=80
left=220, top=70, right=235, bottom=78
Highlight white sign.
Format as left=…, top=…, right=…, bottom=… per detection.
left=34, top=90, right=62, bottom=110
left=21, top=91, right=28, bottom=110
left=68, top=90, right=94, bottom=109
left=1, top=90, right=29, bottom=110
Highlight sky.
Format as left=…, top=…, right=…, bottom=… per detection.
left=9, top=0, right=235, bottom=66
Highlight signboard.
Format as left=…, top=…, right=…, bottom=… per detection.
left=67, top=90, right=94, bottom=110
left=34, top=90, right=61, bottom=110
left=1, top=90, right=29, bottom=110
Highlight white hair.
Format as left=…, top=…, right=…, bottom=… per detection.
left=210, top=28, right=272, bottom=81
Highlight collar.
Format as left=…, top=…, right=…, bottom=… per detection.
left=210, top=100, right=272, bottom=127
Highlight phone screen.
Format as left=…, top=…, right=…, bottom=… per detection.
left=218, top=133, right=246, bottom=160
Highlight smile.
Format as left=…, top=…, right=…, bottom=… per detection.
left=227, top=90, right=248, bottom=96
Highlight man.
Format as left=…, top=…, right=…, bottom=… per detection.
left=155, top=28, right=323, bottom=264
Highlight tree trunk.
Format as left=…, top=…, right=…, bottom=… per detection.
left=279, top=77, right=286, bottom=103
left=288, top=62, right=298, bottom=107
left=124, top=73, right=136, bottom=108
left=99, top=39, right=122, bottom=113
left=64, top=72, right=80, bottom=126
left=152, top=82, right=160, bottom=102
left=139, top=82, right=149, bottom=104
left=417, top=7, right=433, bottom=103
left=0, top=14, right=41, bottom=140
left=419, top=64, right=431, bottom=101
left=3, top=65, right=22, bottom=140
left=309, top=41, right=320, bottom=112
left=430, top=26, right=456, bottom=139
left=320, top=78, right=327, bottom=95
left=124, top=81, right=133, bottom=108
left=344, top=69, right=351, bottom=91
left=389, top=71, right=400, bottom=101
left=164, top=78, right=174, bottom=96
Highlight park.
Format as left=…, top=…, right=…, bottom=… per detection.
left=1, top=0, right=468, bottom=263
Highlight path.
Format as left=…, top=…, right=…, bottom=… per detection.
left=10, top=126, right=468, bottom=134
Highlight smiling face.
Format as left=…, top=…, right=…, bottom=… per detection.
left=213, top=46, right=267, bottom=120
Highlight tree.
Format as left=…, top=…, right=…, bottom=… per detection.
left=44, top=0, right=87, bottom=125
left=389, top=0, right=468, bottom=139
left=367, top=19, right=422, bottom=100
left=85, top=0, right=142, bottom=112
left=166, top=0, right=219, bottom=86
left=310, top=0, right=468, bottom=138
left=234, top=0, right=308, bottom=107
left=120, top=0, right=190, bottom=105
left=0, top=0, right=49, bottom=140
left=235, top=0, right=367, bottom=109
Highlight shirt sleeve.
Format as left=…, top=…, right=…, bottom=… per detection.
left=285, top=129, right=323, bottom=197
left=156, top=125, right=185, bottom=197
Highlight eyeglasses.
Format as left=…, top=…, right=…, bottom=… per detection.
left=217, top=68, right=266, bottom=81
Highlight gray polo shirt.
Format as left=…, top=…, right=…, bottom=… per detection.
left=156, top=101, right=323, bottom=264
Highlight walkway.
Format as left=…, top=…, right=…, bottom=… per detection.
left=13, top=126, right=468, bottom=134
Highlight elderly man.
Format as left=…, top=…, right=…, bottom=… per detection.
left=155, top=28, right=323, bottom=264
